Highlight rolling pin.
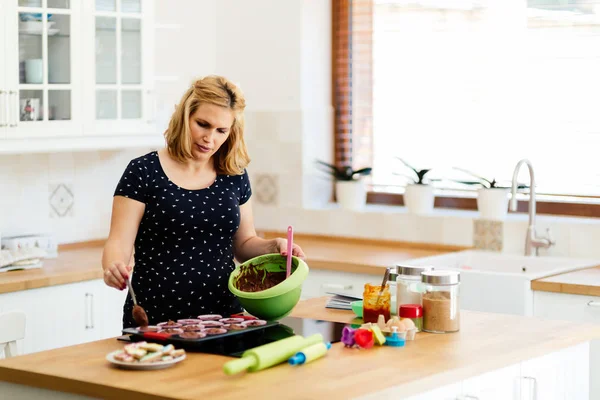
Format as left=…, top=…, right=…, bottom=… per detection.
left=288, top=342, right=331, bottom=365
left=223, top=333, right=323, bottom=375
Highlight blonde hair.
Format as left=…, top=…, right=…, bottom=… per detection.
left=164, top=75, right=250, bottom=175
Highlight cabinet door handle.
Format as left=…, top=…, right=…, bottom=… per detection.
left=322, top=283, right=353, bottom=290
left=90, top=293, right=95, bottom=329
left=0, top=90, right=6, bottom=127
left=587, top=301, right=600, bottom=307
left=521, top=376, right=537, bottom=400
left=8, top=90, right=18, bottom=127
left=85, top=293, right=95, bottom=329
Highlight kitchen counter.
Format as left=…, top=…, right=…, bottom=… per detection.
left=531, top=265, right=600, bottom=296
left=0, top=242, right=105, bottom=294
left=1, top=297, right=599, bottom=400
left=0, top=235, right=461, bottom=295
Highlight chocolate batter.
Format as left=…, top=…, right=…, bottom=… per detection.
left=234, top=263, right=286, bottom=292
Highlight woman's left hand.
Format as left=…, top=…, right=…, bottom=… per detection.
left=273, top=238, right=306, bottom=260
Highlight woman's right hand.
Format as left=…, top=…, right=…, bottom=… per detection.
left=103, top=261, right=132, bottom=291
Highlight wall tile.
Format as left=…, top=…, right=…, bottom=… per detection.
left=568, top=223, right=600, bottom=259
left=501, top=219, right=528, bottom=255
left=253, top=174, right=278, bottom=206
left=441, top=216, right=474, bottom=247
left=49, top=183, right=75, bottom=218
left=473, top=219, right=503, bottom=251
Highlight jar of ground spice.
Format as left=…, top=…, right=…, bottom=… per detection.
left=421, top=270, right=460, bottom=333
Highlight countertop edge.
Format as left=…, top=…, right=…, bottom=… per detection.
left=531, top=279, right=600, bottom=297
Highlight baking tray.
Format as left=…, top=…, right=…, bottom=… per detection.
left=121, top=321, right=293, bottom=355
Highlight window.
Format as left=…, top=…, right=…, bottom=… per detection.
left=333, top=0, right=600, bottom=216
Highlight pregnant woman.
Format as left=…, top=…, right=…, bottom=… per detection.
left=101, top=75, right=305, bottom=328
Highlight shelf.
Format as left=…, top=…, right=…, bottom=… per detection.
left=19, top=30, right=65, bottom=37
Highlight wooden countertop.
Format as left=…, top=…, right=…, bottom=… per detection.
left=2, top=297, right=600, bottom=400
left=532, top=266, right=600, bottom=297
left=0, top=243, right=104, bottom=295
left=0, top=234, right=461, bottom=295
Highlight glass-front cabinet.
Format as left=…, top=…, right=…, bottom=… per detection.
left=3, top=0, right=80, bottom=138
left=84, top=0, right=154, bottom=135
left=0, top=0, right=156, bottom=146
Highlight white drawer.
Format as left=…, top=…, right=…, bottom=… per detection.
left=533, top=291, right=600, bottom=324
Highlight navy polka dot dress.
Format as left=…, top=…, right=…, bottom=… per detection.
left=114, top=151, right=252, bottom=328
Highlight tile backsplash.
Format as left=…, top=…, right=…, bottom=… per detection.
left=0, top=149, right=153, bottom=244
left=473, top=219, right=503, bottom=252
left=49, top=183, right=75, bottom=218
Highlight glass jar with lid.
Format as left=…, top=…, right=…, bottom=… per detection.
left=395, top=264, right=434, bottom=312
left=421, top=270, right=460, bottom=333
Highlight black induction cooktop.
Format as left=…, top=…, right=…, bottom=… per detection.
left=118, top=317, right=346, bottom=358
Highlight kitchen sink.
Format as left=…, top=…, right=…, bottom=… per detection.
left=403, top=250, right=600, bottom=280
left=402, top=250, right=600, bottom=316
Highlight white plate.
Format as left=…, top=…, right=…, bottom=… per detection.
left=106, top=350, right=186, bottom=370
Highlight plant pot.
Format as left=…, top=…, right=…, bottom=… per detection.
left=477, top=188, right=510, bottom=220
left=404, top=184, right=435, bottom=214
left=335, top=179, right=367, bottom=210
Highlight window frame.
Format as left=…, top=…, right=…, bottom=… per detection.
left=332, top=0, right=600, bottom=218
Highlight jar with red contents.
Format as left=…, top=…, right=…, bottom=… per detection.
left=362, top=283, right=391, bottom=323
left=399, top=304, right=423, bottom=332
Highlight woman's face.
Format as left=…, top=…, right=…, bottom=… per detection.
left=189, top=103, right=234, bottom=161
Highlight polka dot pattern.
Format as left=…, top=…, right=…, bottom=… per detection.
left=114, top=151, right=251, bottom=328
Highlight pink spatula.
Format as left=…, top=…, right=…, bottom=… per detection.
left=286, top=225, right=293, bottom=278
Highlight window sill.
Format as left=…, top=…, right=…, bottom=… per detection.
left=367, top=191, right=600, bottom=219
left=303, top=200, right=600, bottom=226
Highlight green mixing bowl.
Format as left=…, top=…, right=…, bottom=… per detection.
left=228, top=253, right=309, bottom=321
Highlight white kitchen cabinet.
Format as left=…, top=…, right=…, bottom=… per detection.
left=534, top=290, right=600, bottom=399
left=0, top=0, right=163, bottom=153
left=81, top=0, right=155, bottom=137
left=462, top=364, right=521, bottom=400
left=520, top=341, right=589, bottom=400
left=533, top=291, right=600, bottom=325
left=0, top=279, right=126, bottom=356
left=402, top=343, right=588, bottom=400
left=403, top=383, right=463, bottom=400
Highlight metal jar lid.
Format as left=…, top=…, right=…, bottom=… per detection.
left=395, top=264, right=435, bottom=277
left=421, top=270, right=460, bottom=285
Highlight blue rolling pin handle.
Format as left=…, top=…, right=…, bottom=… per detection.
left=288, top=342, right=332, bottom=366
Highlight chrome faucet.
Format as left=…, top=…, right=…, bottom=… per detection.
left=509, top=159, right=555, bottom=256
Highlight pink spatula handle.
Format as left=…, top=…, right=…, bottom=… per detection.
left=286, top=226, right=293, bottom=278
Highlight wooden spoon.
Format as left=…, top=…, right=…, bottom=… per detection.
left=126, top=279, right=148, bottom=327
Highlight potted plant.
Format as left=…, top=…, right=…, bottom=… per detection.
left=316, top=160, right=372, bottom=210
left=395, top=158, right=437, bottom=214
left=452, top=168, right=528, bottom=221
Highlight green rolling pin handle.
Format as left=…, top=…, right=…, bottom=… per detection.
left=223, top=354, right=257, bottom=376
left=288, top=342, right=332, bottom=366
left=223, top=334, right=324, bottom=375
